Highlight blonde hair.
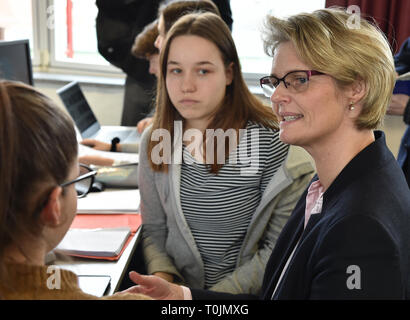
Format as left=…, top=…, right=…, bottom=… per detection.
left=263, top=7, right=396, bottom=130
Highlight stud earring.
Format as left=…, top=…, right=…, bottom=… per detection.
left=349, top=102, right=355, bottom=111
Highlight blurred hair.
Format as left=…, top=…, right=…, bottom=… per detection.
left=131, top=19, right=159, bottom=59
left=159, top=0, right=220, bottom=33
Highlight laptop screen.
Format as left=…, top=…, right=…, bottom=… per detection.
left=57, top=82, right=99, bottom=134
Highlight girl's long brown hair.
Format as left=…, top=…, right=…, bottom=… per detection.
left=0, top=81, right=77, bottom=290
left=148, top=12, right=278, bottom=173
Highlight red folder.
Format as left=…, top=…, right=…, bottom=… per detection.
left=67, top=213, right=141, bottom=261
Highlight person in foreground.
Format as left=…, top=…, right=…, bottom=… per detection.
left=0, top=81, right=150, bottom=300
left=125, top=8, right=410, bottom=299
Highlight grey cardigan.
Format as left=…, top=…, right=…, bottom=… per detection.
left=138, top=127, right=315, bottom=294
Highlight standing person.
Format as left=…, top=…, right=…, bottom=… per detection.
left=138, top=11, right=293, bottom=295
left=126, top=8, right=410, bottom=299
left=95, top=0, right=161, bottom=126
left=0, top=81, right=150, bottom=300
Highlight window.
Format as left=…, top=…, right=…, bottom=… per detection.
left=1, top=0, right=326, bottom=78
left=231, top=0, right=326, bottom=77
left=51, top=0, right=110, bottom=68
left=0, top=0, right=34, bottom=58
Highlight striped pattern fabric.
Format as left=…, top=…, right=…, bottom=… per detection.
left=180, top=121, right=288, bottom=288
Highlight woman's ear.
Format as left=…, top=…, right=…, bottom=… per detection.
left=347, top=78, right=367, bottom=106
left=225, top=62, right=234, bottom=86
left=40, top=186, right=63, bottom=227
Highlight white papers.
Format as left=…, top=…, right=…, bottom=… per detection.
left=56, top=227, right=131, bottom=257
left=77, top=188, right=140, bottom=213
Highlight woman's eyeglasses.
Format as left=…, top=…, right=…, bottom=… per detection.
left=60, top=164, right=97, bottom=198
left=259, top=70, right=324, bottom=98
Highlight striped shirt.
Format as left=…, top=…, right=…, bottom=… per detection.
left=180, top=121, right=288, bottom=288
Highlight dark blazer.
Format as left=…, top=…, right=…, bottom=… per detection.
left=192, top=131, right=410, bottom=300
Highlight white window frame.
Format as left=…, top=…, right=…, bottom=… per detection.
left=30, top=0, right=269, bottom=84
left=30, top=0, right=323, bottom=87
left=32, top=0, right=122, bottom=76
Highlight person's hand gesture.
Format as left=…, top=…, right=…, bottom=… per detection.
left=121, top=271, right=185, bottom=300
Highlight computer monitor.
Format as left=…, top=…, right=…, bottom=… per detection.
left=0, top=39, right=33, bottom=86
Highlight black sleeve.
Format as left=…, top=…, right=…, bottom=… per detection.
left=211, top=0, right=233, bottom=30
left=95, top=0, right=161, bottom=81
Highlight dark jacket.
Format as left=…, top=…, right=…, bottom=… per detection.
left=192, top=131, right=410, bottom=299
left=95, top=0, right=161, bottom=82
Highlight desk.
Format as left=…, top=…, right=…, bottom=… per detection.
left=51, top=188, right=141, bottom=296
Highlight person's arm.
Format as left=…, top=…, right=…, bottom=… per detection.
left=124, top=271, right=257, bottom=300
left=386, top=94, right=410, bottom=121
left=81, top=138, right=138, bottom=153
left=80, top=139, right=111, bottom=151
left=138, top=129, right=183, bottom=282
left=209, top=163, right=312, bottom=294
left=79, top=155, right=114, bottom=166
left=124, top=272, right=185, bottom=299
left=309, top=214, right=404, bottom=299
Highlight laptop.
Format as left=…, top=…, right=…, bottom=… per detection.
left=57, top=81, right=140, bottom=144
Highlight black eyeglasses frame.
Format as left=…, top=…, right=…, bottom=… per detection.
left=259, top=70, right=324, bottom=97
left=60, top=164, right=97, bottom=198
